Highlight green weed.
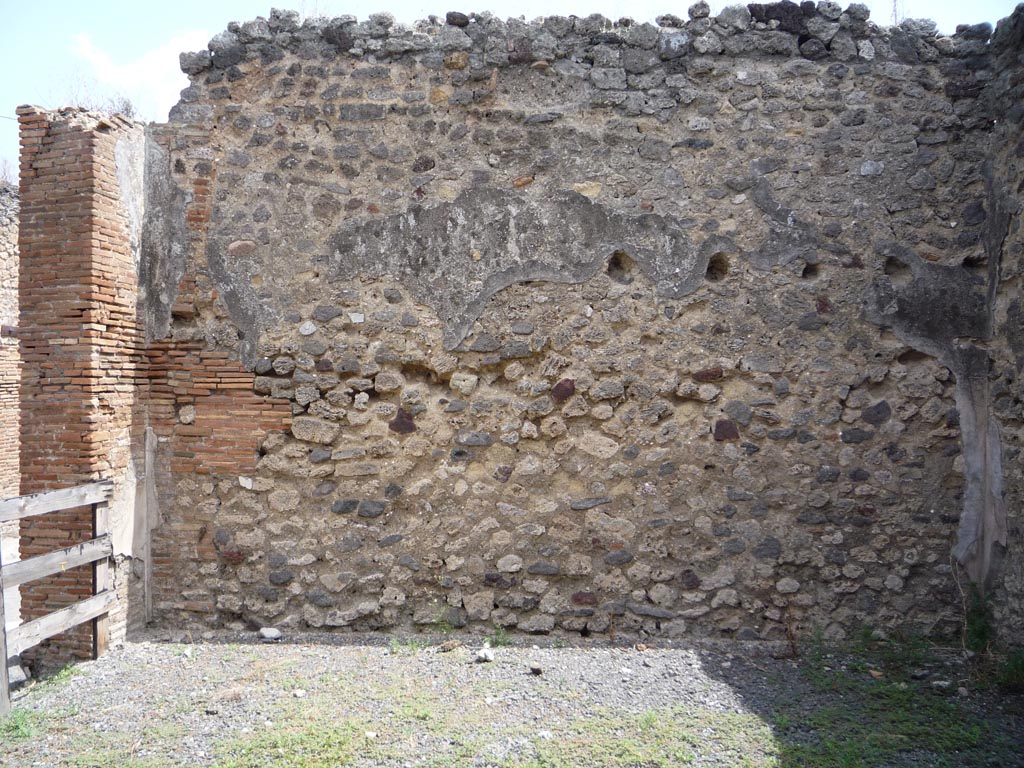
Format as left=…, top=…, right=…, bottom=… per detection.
left=996, top=648, right=1024, bottom=693
left=488, top=627, right=512, bottom=647
left=431, top=619, right=455, bottom=635
left=0, top=708, right=36, bottom=739
left=66, top=750, right=177, bottom=768
left=784, top=632, right=1011, bottom=767
left=388, top=635, right=430, bottom=654
left=518, top=707, right=771, bottom=768
left=216, top=721, right=373, bottom=768
left=637, top=709, right=659, bottom=731
left=965, top=588, right=995, bottom=652
left=42, top=663, right=81, bottom=688
left=394, top=693, right=435, bottom=723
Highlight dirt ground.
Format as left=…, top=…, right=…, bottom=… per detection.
left=3, top=631, right=1022, bottom=767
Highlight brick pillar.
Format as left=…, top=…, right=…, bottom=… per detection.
left=16, top=106, right=144, bottom=665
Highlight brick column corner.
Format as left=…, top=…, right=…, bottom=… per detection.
left=16, top=105, right=146, bottom=667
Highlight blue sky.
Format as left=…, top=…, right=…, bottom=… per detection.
left=0, top=0, right=1018, bottom=181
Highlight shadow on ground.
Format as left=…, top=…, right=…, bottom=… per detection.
left=696, top=635, right=1024, bottom=768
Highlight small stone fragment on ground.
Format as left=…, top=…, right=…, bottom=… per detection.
left=258, top=627, right=282, bottom=642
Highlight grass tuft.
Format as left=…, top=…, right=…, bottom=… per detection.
left=217, top=722, right=372, bottom=768
left=488, top=627, right=513, bottom=647
left=785, top=631, right=1013, bottom=767
left=0, top=708, right=36, bottom=739
left=387, top=635, right=430, bottom=654
left=965, top=589, right=995, bottom=652
left=997, top=648, right=1024, bottom=693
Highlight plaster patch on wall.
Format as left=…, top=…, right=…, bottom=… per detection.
left=138, top=130, right=190, bottom=341
left=206, top=187, right=721, bottom=361
left=115, top=128, right=147, bottom=269
left=324, top=188, right=712, bottom=350
left=745, top=179, right=822, bottom=271
left=864, top=165, right=1013, bottom=588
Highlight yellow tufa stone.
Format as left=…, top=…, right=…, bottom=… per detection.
left=572, top=181, right=602, bottom=199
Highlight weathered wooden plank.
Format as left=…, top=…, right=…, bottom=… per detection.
left=93, top=502, right=110, bottom=658
left=0, top=482, right=113, bottom=523
left=143, top=428, right=157, bottom=623
left=1, top=534, right=112, bottom=588
left=0, top=543, right=10, bottom=716
left=7, top=590, right=116, bottom=659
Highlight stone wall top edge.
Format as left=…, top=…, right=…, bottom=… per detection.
left=15, top=105, right=143, bottom=133
left=180, top=2, right=1023, bottom=77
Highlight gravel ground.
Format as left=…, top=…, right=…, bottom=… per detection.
left=3, top=630, right=1022, bottom=767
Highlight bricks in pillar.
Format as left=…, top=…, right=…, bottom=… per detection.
left=16, top=106, right=144, bottom=664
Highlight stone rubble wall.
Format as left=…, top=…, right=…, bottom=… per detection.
left=0, top=181, right=19, bottom=630
left=130, top=3, right=1024, bottom=644
left=0, top=183, right=17, bottom=329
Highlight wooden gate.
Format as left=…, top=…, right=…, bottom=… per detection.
left=0, top=481, right=114, bottom=715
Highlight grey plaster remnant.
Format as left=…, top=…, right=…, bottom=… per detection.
left=1006, top=299, right=1024, bottom=372
left=139, top=129, right=190, bottom=341
left=867, top=242, right=989, bottom=348
left=865, top=160, right=1014, bottom=588
left=951, top=345, right=1008, bottom=590
left=745, top=179, right=820, bottom=270
left=312, top=187, right=716, bottom=351
left=206, top=241, right=278, bottom=363
left=114, top=126, right=146, bottom=270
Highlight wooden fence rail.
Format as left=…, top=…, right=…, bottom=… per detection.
left=0, top=480, right=114, bottom=716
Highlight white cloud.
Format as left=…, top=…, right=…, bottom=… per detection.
left=70, top=30, right=210, bottom=122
